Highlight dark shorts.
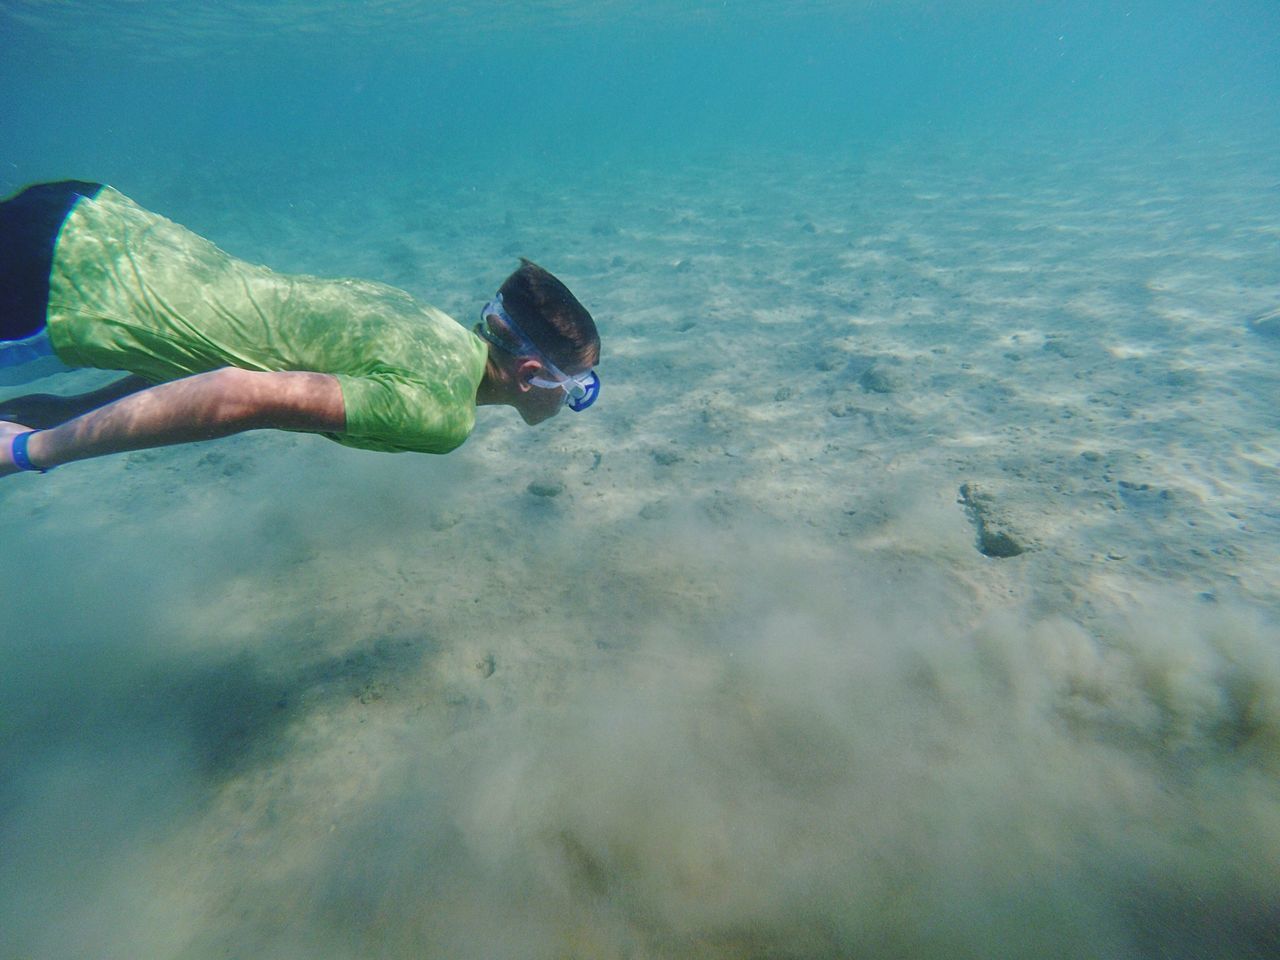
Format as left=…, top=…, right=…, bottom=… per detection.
left=0, top=180, right=104, bottom=341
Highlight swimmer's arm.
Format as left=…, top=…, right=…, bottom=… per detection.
left=1, top=368, right=345, bottom=474
left=0, top=374, right=152, bottom=428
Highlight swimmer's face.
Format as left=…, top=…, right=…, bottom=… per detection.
left=515, top=384, right=565, bottom=425
left=512, top=359, right=567, bottom=425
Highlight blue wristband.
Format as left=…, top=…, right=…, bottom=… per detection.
left=11, top=431, right=48, bottom=473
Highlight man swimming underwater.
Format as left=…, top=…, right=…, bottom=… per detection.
left=0, top=181, right=600, bottom=477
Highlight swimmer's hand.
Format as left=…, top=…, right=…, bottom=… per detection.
left=0, top=420, right=36, bottom=478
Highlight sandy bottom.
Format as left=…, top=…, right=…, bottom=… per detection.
left=2, top=129, right=1279, bottom=959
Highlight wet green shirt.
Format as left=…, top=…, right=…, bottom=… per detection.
left=45, top=186, right=489, bottom=454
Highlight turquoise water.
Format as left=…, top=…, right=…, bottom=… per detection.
left=3, top=2, right=1280, bottom=958
left=4, top=0, right=1277, bottom=187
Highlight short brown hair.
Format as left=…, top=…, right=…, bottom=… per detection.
left=498, top=259, right=599, bottom=373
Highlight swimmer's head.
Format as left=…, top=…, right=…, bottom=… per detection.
left=475, top=260, right=601, bottom=425
left=497, top=259, right=599, bottom=376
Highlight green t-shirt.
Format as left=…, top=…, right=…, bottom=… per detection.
left=45, top=186, right=489, bottom=454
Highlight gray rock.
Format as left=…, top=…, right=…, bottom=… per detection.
left=639, top=501, right=670, bottom=521
left=527, top=479, right=564, bottom=498
left=859, top=366, right=899, bottom=394
left=958, top=482, right=1028, bottom=559
left=1042, top=336, right=1079, bottom=359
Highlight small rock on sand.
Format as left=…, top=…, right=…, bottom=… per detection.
left=859, top=366, right=900, bottom=394
left=527, top=479, right=564, bottom=498
left=958, top=482, right=1028, bottom=559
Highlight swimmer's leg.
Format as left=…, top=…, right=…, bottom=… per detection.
left=0, top=375, right=151, bottom=429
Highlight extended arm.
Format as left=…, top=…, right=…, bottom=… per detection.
left=1, top=367, right=345, bottom=476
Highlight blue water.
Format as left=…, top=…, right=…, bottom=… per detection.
left=4, top=0, right=1278, bottom=188
left=3, top=2, right=1280, bottom=958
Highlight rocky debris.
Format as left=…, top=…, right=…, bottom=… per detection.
left=959, top=482, right=1028, bottom=558
left=815, top=354, right=843, bottom=371
left=702, top=490, right=738, bottom=527
left=1042, top=334, right=1080, bottom=359
left=527, top=479, right=565, bottom=498
left=428, top=510, right=460, bottom=531
left=859, top=366, right=900, bottom=394
left=828, top=401, right=867, bottom=420
left=639, top=501, right=671, bottom=521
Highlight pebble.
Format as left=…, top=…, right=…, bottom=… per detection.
left=859, top=367, right=898, bottom=394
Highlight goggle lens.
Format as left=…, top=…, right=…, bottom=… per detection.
left=566, top=371, right=600, bottom=411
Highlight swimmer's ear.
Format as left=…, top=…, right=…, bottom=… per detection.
left=514, top=359, right=543, bottom=393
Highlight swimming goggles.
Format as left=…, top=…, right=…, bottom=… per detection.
left=476, top=294, right=600, bottom=412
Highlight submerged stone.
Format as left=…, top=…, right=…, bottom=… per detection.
left=859, top=366, right=899, bottom=394
left=527, top=479, right=564, bottom=498
left=959, top=482, right=1028, bottom=559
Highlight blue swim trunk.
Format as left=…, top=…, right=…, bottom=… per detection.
left=0, top=180, right=101, bottom=382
